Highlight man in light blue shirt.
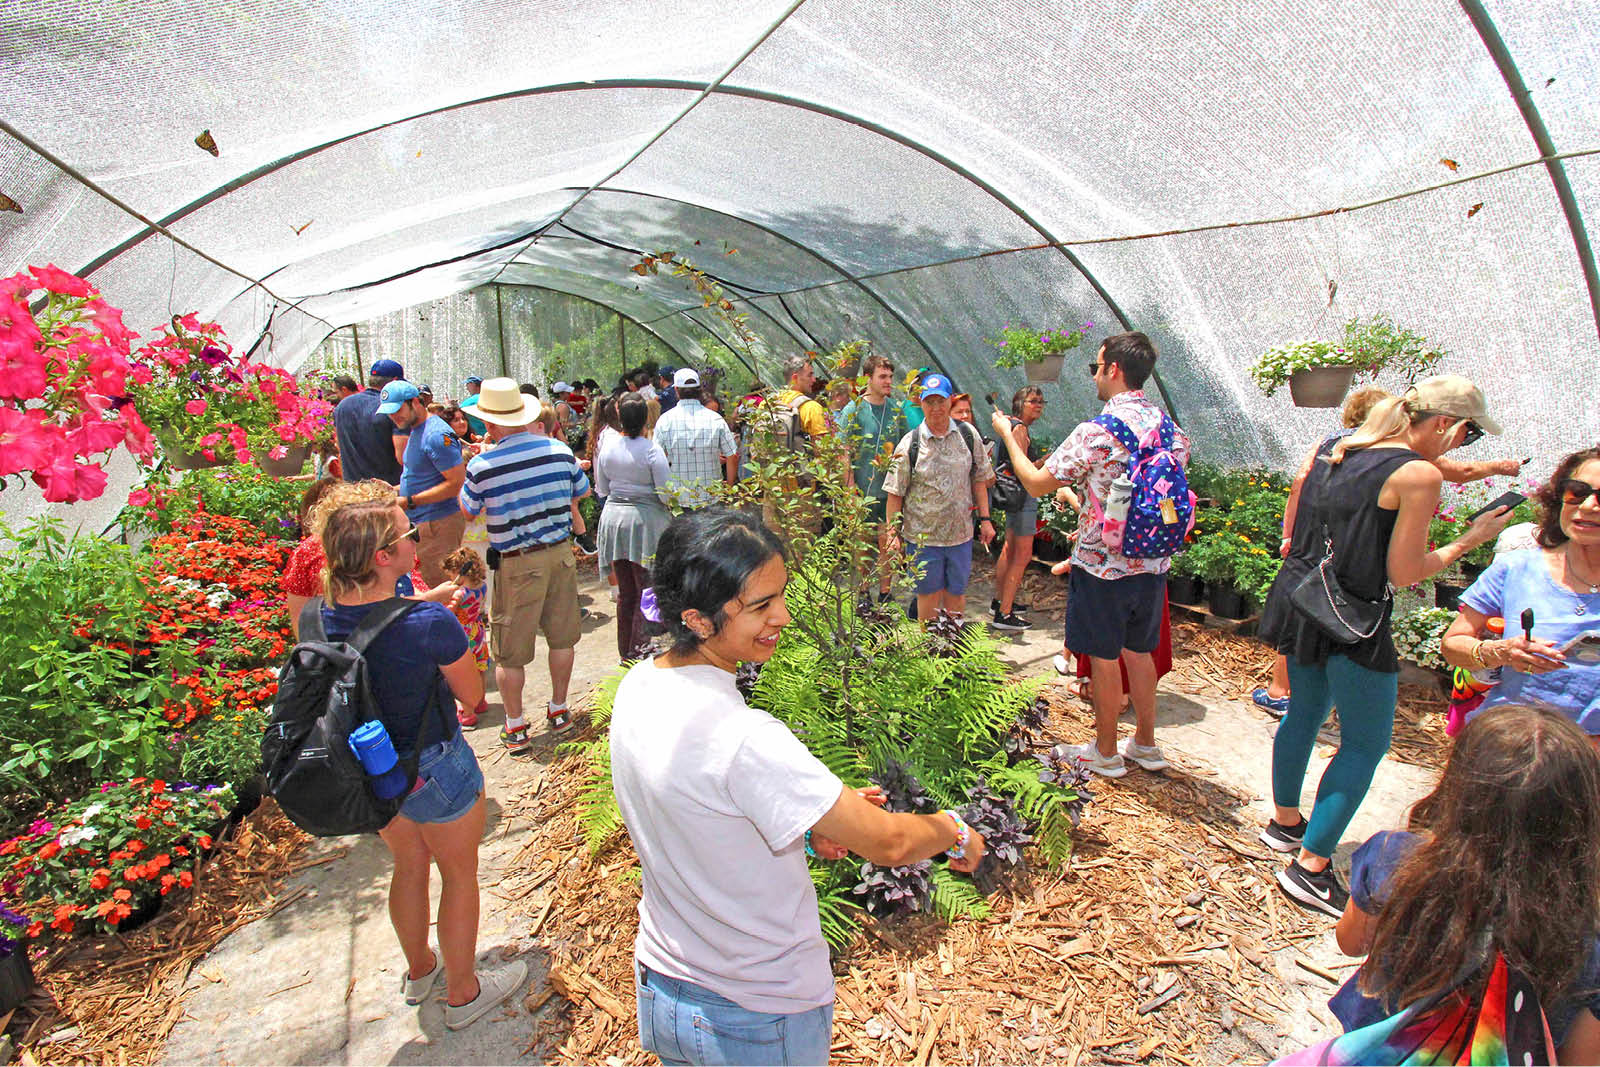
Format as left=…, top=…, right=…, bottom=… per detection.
left=379, top=380, right=465, bottom=588
left=652, top=367, right=736, bottom=509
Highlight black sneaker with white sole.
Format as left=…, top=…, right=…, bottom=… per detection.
left=1258, top=817, right=1307, bottom=853
left=991, top=609, right=1031, bottom=632
left=1276, top=859, right=1349, bottom=918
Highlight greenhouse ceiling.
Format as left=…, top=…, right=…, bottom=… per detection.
left=3, top=0, right=1598, bottom=471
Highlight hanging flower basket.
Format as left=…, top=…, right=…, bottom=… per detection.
left=1024, top=353, right=1066, bottom=383
left=1287, top=366, right=1357, bottom=408
left=256, top=442, right=311, bottom=478
left=156, top=430, right=227, bottom=471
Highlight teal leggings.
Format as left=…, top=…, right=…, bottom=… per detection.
left=1271, top=655, right=1399, bottom=859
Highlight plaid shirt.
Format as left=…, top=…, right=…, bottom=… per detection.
left=652, top=399, right=736, bottom=508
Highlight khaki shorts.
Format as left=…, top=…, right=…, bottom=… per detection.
left=489, top=542, right=581, bottom=665
left=416, top=510, right=467, bottom=588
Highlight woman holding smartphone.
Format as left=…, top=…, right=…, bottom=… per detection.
left=1441, top=447, right=1600, bottom=736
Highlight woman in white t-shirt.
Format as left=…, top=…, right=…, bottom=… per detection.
left=610, top=508, right=986, bottom=1066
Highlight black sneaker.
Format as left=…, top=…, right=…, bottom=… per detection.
left=1276, top=859, right=1348, bottom=918
left=991, top=598, right=1032, bottom=615
left=1258, top=817, right=1307, bottom=853
left=991, top=609, right=1031, bottom=632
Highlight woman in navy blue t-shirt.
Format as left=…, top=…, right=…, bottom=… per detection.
left=319, top=485, right=525, bottom=1030
left=1331, top=705, right=1600, bottom=1062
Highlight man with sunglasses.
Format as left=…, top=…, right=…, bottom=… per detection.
left=991, top=331, right=1189, bottom=779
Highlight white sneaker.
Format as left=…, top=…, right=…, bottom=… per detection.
left=1067, top=742, right=1128, bottom=779
left=1118, top=736, right=1170, bottom=772
left=402, top=950, right=442, bottom=1005
left=444, top=959, right=529, bottom=1030
left=1052, top=653, right=1072, bottom=676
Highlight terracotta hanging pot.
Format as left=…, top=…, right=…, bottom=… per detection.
left=1025, top=353, right=1066, bottom=383
left=156, top=430, right=227, bottom=471
left=256, top=442, right=312, bottom=478
left=1287, top=366, right=1356, bottom=408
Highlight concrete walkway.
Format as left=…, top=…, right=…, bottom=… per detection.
left=161, top=563, right=1440, bottom=1064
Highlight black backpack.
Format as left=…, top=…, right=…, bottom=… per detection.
left=261, top=597, right=450, bottom=837
left=986, top=416, right=1031, bottom=514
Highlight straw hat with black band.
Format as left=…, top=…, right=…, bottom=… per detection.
left=471, top=377, right=541, bottom=427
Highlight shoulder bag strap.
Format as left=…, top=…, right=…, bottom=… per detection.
left=346, top=597, right=423, bottom=654
left=299, top=597, right=328, bottom=643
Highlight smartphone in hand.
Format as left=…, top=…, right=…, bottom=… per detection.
left=1467, top=491, right=1525, bottom=522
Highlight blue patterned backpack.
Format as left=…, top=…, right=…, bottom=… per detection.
left=1091, top=413, right=1194, bottom=559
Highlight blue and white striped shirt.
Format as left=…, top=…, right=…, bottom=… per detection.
left=458, top=431, right=591, bottom=551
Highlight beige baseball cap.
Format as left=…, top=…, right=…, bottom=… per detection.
left=1406, top=374, right=1502, bottom=436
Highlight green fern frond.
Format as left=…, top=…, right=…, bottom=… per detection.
left=930, top=864, right=992, bottom=921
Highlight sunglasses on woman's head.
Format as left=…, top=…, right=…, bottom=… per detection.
left=384, top=525, right=421, bottom=549
left=1561, top=479, right=1600, bottom=507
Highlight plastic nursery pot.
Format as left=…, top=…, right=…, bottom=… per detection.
left=1461, top=561, right=1488, bottom=583
left=1434, top=582, right=1469, bottom=611
left=1208, top=583, right=1251, bottom=620
left=256, top=442, right=312, bottom=477
left=0, top=947, right=35, bottom=1015
left=1287, top=366, right=1356, bottom=408
left=1167, top=574, right=1206, bottom=606
left=156, top=430, right=227, bottom=471
left=1024, top=353, right=1067, bottom=383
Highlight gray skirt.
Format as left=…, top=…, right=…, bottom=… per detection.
left=597, top=498, right=672, bottom=573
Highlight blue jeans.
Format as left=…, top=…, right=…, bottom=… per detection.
left=635, top=964, right=833, bottom=1066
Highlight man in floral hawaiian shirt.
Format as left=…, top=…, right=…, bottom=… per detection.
left=991, top=332, right=1190, bottom=780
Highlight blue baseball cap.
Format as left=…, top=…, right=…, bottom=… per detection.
left=370, top=358, right=404, bottom=379
left=463, top=375, right=483, bottom=385
left=919, top=373, right=954, bottom=400
left=376, top=380, right=420, bottom=414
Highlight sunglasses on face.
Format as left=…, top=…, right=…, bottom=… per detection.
left=1086, top=360, right=1105, bottom=378
left=1561, top=479, right=1600, bottom=507
left=383, top=525, right=420, bottom=550
left=1459, top=420, right=1484, bottom=448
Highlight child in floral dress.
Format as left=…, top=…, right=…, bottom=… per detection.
left=441, top=547, right=489, bottom=727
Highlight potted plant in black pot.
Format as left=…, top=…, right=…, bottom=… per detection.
left=1167, top=552, right=1206, bottom=606
left=0, top=901, right=34, bottom=1014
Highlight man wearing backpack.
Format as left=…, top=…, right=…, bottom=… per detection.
left=774, top=353, right=831, bottom=446
left=991, top=332, right=1191, bottom=779
left=884, top=373, right=996, bottom=623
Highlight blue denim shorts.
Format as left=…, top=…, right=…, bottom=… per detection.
left=1005, top=496, right=1039, bottom=534
left=912, top=540, right=974, bottom=595
left=399, top=730, right=483, bottom=824
left=1065, top=567, right=1166, bottom=660
left=635, top=964, right=833, bottom=1066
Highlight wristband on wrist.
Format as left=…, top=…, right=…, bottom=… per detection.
left=804, top=829, right=817, bottom=858
left=941, top=808, right=970, bottom=860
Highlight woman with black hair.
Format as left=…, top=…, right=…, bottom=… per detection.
left=594, top=393, right=672, bottom=661
left=610, top=508, right=986, bottom=1066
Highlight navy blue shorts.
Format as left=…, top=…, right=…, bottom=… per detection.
left=1065, top=568, right=1166, bottom=660
left=913, top=541, right=974, bottom=596
left=399, top=731, right=484, bottom=824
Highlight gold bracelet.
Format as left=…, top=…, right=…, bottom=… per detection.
left=1468, top=639, right=1487, bottom=670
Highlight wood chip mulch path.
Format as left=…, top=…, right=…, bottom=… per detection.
left=509, top=687, right=1366, bottom=1066
left=5, top=802, right=313, bottom=1066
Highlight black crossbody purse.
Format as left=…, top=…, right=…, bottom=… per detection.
left=1289, top=524, right=1393, bottom=644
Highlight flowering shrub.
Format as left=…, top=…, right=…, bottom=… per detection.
left=1428, top=478, right=1543, bottom=571
left=125, top=465, right=309, bottom=539
left=0, top=265, right=154, bottom=502
left=126, top=314, right=332, bottom=465
left=988, top=322, right=1092, bottom=369
left=1392, top=604, right=1457, bottom=670
left=1172, top=468, right=1290, bottom=601
left=2, top=779, right=233, bottom=939
left=176, top=702, right=270, bottom=788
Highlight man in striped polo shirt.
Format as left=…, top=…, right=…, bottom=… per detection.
left=458, top=378, right=592, bottom=750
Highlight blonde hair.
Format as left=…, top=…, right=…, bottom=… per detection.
left=1329, top=395, right=1427, bottom=465
left=1341, top=386, right=1391, bottom=430
left=313, top=481, right=401, bottom=601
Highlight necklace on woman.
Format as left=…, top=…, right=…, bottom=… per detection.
left=1565, top=547, right=1600, bottom=614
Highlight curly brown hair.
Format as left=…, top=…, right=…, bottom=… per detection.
left=1535, top=447, right=1600, bottom=549
left=1359, top=705, right=1600, bottom=1011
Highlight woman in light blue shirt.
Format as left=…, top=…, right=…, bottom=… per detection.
left=1443, top=447, right=1600, bottom=734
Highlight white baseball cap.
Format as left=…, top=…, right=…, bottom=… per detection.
left=673, top=367, right=700, bottom=389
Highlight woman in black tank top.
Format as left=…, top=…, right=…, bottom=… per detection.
left=1256, top=377, right=1514, bottom=919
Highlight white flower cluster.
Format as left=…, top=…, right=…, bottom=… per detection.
left=1247, top=340, right=1354, bottom=396
left=158, top=574, right=233, bottom=609
left=1391, top=605, right=1457, bottom=670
